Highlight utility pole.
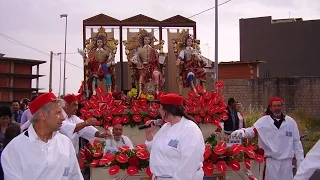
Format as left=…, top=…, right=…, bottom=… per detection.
left=60, top=14, right=68, bottom=96
left=49, top=51, right=53, bottom=92
left=57, top=53, right=62, bottom=97
left=214, top=0, right=219, bottom=84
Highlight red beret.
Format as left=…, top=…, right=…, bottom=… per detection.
left=159, top=93, right=183, bottom=106
left=29, top=92, right=57, bottom=115
left=268, top=97, right=283, bottom=106
left=63, top=94, right=78, bottom=103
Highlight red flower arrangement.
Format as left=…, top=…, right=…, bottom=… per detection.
left=78, top=81, right=228, bottom=130
left=202, top=135, right=265, bottom=176
left=79, top=141, right=153, bottom=178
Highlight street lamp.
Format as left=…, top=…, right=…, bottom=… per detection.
left=57, top=53, right=62, bottom=96
left=214, top=0, right=219, bottom=85
left=60, top=14, right=68, bottom=96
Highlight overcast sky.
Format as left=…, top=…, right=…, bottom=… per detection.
left=0, top=0, right=319, bottom=95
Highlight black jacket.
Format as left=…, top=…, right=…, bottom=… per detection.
left=224, top=106, right=239, bottom=132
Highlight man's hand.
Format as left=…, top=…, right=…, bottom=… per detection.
left=86, top=118, right=97, bottom=126
left=99, top=131, right=112, bottom=138
left=231, top=129, right=246, bottom=138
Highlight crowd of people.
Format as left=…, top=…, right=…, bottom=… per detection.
left=0, top=93, right=319, bottom=180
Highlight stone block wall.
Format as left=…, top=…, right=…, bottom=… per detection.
left=222, top=77, right=320, bottom=119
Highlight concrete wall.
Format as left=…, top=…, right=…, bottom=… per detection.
left=222, top=77, right=320, bottom=119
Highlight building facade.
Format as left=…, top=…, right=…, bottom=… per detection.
left=0, top=56, right=45, bottom=106
left=240, top=16, right=320, bottom=77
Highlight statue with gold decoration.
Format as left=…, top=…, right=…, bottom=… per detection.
left=123, top=29, right=166, bottom=99
left=173, top=30, right=207, bottom=95
left=82, top=26, right=118, bottom=96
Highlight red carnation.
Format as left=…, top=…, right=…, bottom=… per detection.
left=122, top=115, right=130, bottom=123
left=118, top=146, right=131, bottom=152
left=116, top=153, right=129, bottom=163
left=84, top=149, right=93, bottom=161
left=211, top=152, right=219, bottom=161
left=109, top=165, right=120, bottom=175
left=127, top=166, right=139, bottom=176
left=203, top=161, right=214, bottom=176
left=136, top=149, right=150, bottom=160
left=93, top=149, right=103, bottom=158
left=256, top=148, right=265, bottom=155
left=216, top=161, right=227, bottom=173
left=128, top=156, right=140, bottom=166
left=135, top=144, right=147, bottom=150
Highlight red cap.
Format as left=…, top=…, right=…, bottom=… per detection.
left=268, top=97, right=283, bottom=106
left=29, top=92, right=57, bottom=115
left=63, top=94, right=78, bottom=103
left=159, top=93, right=183, bottom=106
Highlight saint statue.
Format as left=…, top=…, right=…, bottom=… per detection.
left=124, top=29, right=166, bottom=99
left=82, top=27, right=118, bottom=97
left=173, top=30, right=207, bottom=95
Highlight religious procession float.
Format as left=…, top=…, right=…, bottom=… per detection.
left=76, top=14, right=265, bottom=180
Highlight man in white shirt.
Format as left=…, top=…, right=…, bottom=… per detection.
left=294, top=140, right=320, bottom=180
left=1, top=92, right=83, bottom=180
left=60, top=94, right=111, bottom=154
left=231, top=97, right=304, bottom=180
left=104, top=123, right=133, bottom=154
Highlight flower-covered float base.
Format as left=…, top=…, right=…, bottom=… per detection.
left=84, top=137, right=266, bottom=180
left=90, top=161, right=264, bottom=180
left=91, top=168, right=151, bottom=180
left=77, top=82, right=265, bottom=180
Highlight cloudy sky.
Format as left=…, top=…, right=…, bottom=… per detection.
left=0, top=0, right=319, bottom=95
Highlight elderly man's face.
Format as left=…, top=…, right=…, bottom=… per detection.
left=271, top=101, right=283, bottom=116
left=112, top=124, right=123, bottom=137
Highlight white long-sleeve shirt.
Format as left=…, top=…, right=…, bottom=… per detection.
left=145, top=117, right=205, bottom=180
left=294, top=139, right=320, bottom=180
left=60, top=112, right=98, bottom=154
left=242, top=115, right=304, bottom=180
left=1, top=125, right=83, bottom=180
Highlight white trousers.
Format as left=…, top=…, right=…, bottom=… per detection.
left=265, top=158, right=293, bottom=180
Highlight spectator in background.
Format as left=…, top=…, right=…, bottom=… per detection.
left=0, top=123, right=21, bottom=179
left=235, top=102, right=246, bottom=128
left=20, top=96, right=38, bottom=126
left=20, top=98, right=30, bottom=109
left=0, top=106, right=15, bottom=149
left=20, top=103, right=27, bottom=112
left=11, top=100, right=23, bottom=123
left=224, top=98, right=240, bottom=133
